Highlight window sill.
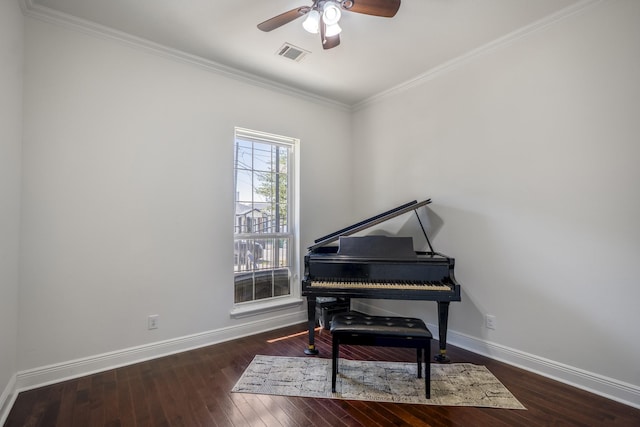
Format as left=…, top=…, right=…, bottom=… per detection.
left=229, top=297, right=304, bottom=319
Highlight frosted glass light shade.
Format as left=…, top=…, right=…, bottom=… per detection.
left=322, top=3, right=341, bottom=25
left=302, top=10, right=320, bottom=34
left=324, top=23, right=342, bottom=37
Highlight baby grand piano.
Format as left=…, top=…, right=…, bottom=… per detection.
left=302, top=199, right=461, bottom=363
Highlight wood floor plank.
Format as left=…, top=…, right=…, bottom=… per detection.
left=254, top=394, right=299, bottom=427
left=4, top=321, right=640, bottom=427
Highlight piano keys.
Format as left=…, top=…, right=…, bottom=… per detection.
left=302, top=199, right=461, bottom=363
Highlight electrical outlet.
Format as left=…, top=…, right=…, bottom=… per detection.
left=485, top=314, right=496, bottom=330
left=148, top=314, right=159, bottom=330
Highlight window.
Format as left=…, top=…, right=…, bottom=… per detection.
left=233, top=128, right=298, bottom=305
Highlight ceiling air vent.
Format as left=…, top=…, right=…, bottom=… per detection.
left=276, top=43, right=309, bottom=62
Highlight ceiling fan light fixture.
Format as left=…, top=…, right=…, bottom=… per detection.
left=258, top=0, right=401, bottom=50
left=322, top=3, right=342, bottom=26
left=302, top=9, right=320, bottom=34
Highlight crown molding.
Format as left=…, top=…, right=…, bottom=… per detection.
left=353, top=0, right=604, bottom=111
left=19, top=0, right=351, bottom=112
left=19, top=0, right=605, bottom=113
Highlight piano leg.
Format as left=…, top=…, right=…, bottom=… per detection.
left=434, top=301, right=452, bottom=363
left=304, top=296, right=319, bottom=355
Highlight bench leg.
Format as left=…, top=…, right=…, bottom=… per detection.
left=416, top=347, right=422, bottom=378
left=332, top=335, right=339, bottom=393
left=425, top=342, right=431, bottom=399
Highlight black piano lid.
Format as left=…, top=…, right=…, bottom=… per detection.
left=308, top=198, right=432, bottom=252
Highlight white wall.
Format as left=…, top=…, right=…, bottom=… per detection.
left=18, top=17, right=352, bottom=371
left=0, top=0, right=23, bottom=416
left=352, top=0, right=639, bottom=404
left=8, top=0, right=639, bottom=412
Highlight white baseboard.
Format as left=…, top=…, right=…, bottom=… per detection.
left=353, top=301, right=640, bottom=409
left=0, top=374, right=17, bottom=426
left=2, top=310, right=306, bottom=421
left=446, top=328, right=640, bottom=410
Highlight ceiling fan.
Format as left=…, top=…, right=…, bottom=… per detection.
left=257, top=0, right=401, bottom=50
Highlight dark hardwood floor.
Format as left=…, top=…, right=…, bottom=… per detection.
left=5, top=322, right=639, bottom=426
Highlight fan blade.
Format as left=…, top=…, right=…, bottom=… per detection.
left=257, top=7, right=310, bottom=32
left=342, top=0, right=401, bottom=18
left=323, top=34, right=340, bottom=50
left=319, top=17, right=341, bottom=50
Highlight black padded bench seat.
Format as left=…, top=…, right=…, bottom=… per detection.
left=330, top=312, right=432, bottom=398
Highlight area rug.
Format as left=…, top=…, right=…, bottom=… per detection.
left=232, top=355, right=525, bottom=409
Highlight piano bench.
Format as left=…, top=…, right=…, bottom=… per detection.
left=330, top=312, right=432, bottom=398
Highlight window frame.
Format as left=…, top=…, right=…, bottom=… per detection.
left=230, top=127, right=302, bottom=318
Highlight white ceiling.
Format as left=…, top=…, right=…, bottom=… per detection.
left=26, top=0, right=582, bottom=106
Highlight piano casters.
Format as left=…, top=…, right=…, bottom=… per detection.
left=304, top=297, right=319, bottom=355
left=434, top=301, right=452, bottom=363
left=305, top=345, right=319, bottom=355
